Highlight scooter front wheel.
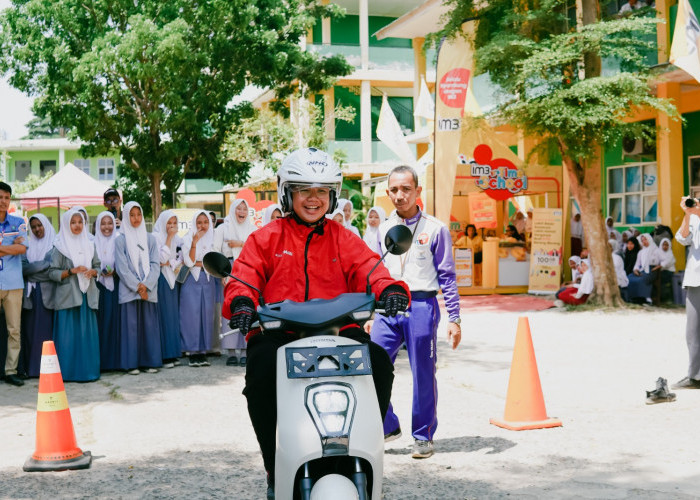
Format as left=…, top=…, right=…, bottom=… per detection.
left=309, top=474, right=361, bottom=500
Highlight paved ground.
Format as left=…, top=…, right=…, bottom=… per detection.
left=1, top=305, right=699, bottom=499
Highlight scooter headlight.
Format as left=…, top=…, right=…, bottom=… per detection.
left=305, top=383, right=356, bottom=454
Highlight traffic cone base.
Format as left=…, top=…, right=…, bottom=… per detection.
left=23, top=451, right=92, bottom=472
left=490, top=317, right=562, bottom=431
left=489, top=417, right=562, bottom=431
left=24, top=341, right=92, bottom=472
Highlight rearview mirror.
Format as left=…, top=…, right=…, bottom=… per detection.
left=203, top=252, right=232, bottom=279
left=384, top=225, right=413, bottom=255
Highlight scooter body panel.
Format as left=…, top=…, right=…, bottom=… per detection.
left=275, top=335, right=383, bottom=500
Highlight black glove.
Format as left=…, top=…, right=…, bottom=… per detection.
left=378, top=285, right=409, bottom=317
left=229, top=297, right=257, bottom=335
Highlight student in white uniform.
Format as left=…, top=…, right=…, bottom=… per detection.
left=337, top=198, right=361, bottom=237
left=363, top=206, right=386, bottom=255
left=214, top=199, right=257, bottom=367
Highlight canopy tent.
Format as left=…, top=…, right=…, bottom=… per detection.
left=19, top=163, right=111, bottom=211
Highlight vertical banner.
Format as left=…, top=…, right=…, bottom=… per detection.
left=528, top=208, right=563, bottom=294
left=433, top=21, right=476, bottom=223
left=468, top=192, right=497, bottom=229
left=454, top=248, right=473, bottom=287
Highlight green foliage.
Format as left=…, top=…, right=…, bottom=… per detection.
left=22, top=116, right=67, bottom=139
left=12, top=170, right=53, bottom=195
left=222, top=97, right=355, bottom=172
left=0, top=0, right=352, bottom=212
left=430, top=0, right=679, bottom=164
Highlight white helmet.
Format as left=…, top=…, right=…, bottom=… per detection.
left=277, top=148, right=342, bottom=214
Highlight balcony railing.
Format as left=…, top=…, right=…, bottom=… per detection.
left=307, top=43, right=437, bottom=73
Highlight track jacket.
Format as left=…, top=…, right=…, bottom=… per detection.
left=222, top=215, right=409, bottom=318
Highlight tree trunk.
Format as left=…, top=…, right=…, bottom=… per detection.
left=150, top=171, right=162, bottom=220
left=563, top=149, right=624, bottom=307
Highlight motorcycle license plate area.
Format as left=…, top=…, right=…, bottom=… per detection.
left=286, top=344, right=372, bottom=379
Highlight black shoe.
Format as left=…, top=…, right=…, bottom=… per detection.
left=239, top=356, right=247, bottom=367
left=226, top=356, right=239, bottom=366
left=266, top=486, right=275, bottom=500
left=646, top=377, right=676, bottom=404
left=671, top=376, right=700, bottom=390
left=384, top=427, right=402, bottom=442
left=5, top=374, right=25, bottom=386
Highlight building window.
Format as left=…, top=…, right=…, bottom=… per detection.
left=98, top=158, right=115, bottom=181
left=40, top=160, right=56, bottom=175
left=74, top=158, right=91, bottom=175
left=607, top=162, right=657, bottom=225
left=689, top=156, right=700, bottom=199
left=14, top=160, right=31, bottom=182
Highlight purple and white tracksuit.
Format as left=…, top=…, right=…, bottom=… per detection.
left=371, top=209, right=460, bottom=441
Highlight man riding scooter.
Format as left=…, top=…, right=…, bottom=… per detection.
left=222, top=148, right=410, bottom=499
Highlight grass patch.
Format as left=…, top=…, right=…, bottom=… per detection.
left=108, top=387, right=124, bottom=400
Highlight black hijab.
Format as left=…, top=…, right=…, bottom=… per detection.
left=623, top=237, right=641, bottom=275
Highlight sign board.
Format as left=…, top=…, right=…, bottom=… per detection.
left=528, top=208, right=563, bottom=294
left=454, top=247, right=473, bottom=287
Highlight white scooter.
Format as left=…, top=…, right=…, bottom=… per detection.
left=204, top=225, right=412, bottom=500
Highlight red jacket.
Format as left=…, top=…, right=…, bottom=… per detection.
left=222, top=216, right=409, bottom=319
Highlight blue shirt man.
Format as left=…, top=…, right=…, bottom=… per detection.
left=0, top=181, right=28, bottom=386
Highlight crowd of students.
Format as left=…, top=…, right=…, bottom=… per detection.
left=555, top=216, right=676, bottom=306
left=6, top=186, right=396, bottom=385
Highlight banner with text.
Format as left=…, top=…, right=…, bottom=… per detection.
left=528, top=208, right=563, bottom=294
left=468, top=192, right=497, bottom=229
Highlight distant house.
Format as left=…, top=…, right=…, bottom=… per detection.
left=0, top=137, right=120, bottom=185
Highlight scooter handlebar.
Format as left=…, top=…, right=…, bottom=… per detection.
left=220, top=321, right=260, bottom=339
left=374, top=309, right=410, bottom=318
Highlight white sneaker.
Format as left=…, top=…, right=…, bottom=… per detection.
left=144, top=368, right=159, bottom=374
left=163, top=362, right=175, bottom=369
left=128, top=369, right=140, bottom=375
left=553, top=299, right=565, bottom=308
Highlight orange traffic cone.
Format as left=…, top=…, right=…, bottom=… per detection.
left=490, top=317, right=562, bottom=431
left=23, top=341, right=92, bottom=472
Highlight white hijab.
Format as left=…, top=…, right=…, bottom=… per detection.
left=54, top=208, right=94, bottom=293
left=222, top=199, right=257, bottom=260
left=26, top=213, right=56, bottom=296
left=337, top=198, right=360, bottom=236
left=27, top=213, right=56, bottom=263
left=153, top=210, right=181, bottom=289
left=94, top=211, right=119, bottom=291
left=262, top=204, right=283, bottom=226
left=72, top=205, right=94, bottom=241
left=121, top=201, right=151, bottom=281
left=363, top=206, right=386, bottom=253
left=657, top=237, right=676, bottom=272
left=183, top=210, right=215, bottom=281
left=636, top=233, right=659, bottom=273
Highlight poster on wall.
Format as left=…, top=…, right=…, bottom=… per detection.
left=454, top=248, right=473, bottom=287
left=528, top=208, right=563, bottom=294
left=468, top=192, right=497, bottom=229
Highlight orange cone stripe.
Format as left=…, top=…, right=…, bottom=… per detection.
left=37, top=391, right=70, bottom=412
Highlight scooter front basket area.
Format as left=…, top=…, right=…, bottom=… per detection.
left=285, top=344, right=373, bottom=379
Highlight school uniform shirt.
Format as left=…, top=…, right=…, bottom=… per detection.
left=612, top=252, right=629, bottom=288
left=0, top=213, right=28, bottom=290
left=676, top=214, right=700, bottom=287
left=379, top=208, right=460, bottom=322
left=574, top=268, right=594, bottom=298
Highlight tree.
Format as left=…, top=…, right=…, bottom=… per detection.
left=12, top=171, right=53, bottom=195
left=1, top=0, right=352, bottom=217
left=22, top=116, right=67, bottom=139
left=432, top=0, right=678, bottom=306
left=223, top=97, right=355, bottom=173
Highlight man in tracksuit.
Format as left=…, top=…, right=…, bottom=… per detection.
left=370, top=165, right=462, bottom=459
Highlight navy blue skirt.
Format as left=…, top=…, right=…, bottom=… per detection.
left=22, top=285, right=54, bottom=377
left=120, top=300, right=163, bottom=370
left=54, top=295, right=100, bottom=382
left=97, top=279, right=122, bottom=371
left=157, top=274, right=181, bottom=360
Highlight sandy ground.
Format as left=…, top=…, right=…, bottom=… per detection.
left=2, top=306, right=699, bottom=499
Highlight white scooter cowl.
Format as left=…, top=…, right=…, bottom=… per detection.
left=275, top=335, right=384, bottom=500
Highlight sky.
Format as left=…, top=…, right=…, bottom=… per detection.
left=0, top=0, right=34, bottom=141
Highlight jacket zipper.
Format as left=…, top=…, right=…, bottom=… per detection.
left=304, top=229, right=315, bottom=301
